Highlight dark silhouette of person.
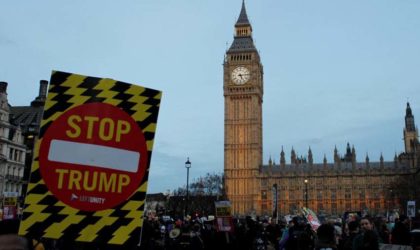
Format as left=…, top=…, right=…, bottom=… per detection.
left=391, top=215, right=411, bottom=245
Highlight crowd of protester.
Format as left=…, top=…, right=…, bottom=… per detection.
left=0, top=213, right=417, bottom=250
left=137, top=213, right=417, bottom=250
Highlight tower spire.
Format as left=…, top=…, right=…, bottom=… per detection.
left=403, top=102, right=419, bottom=153
left=365, top=152, right=370, bottom=166
left=405, top=102, right=415, bottom=132
left=308, top=147, right=313, bottom=165
left=334, top=145, right=339, bottom=163
left=280, top=146, right=286, bottom=166
left=235, top=0, right=251, bottom=27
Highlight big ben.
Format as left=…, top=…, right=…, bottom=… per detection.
left=224, top=1, right=263, bottom=215
left=221, top=2, right=419, bottom=218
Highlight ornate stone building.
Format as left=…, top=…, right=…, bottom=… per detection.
left=9, top=80, right=47, bottom=196
left=223, top=2, right=420, bottom=216
left=0, top=82, right=27, bottom=204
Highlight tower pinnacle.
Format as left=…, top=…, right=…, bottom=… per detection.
left=235, top=0, right=251, bottom=27
left=403, top=102, right=418, bottom=153
left=405, top=102, right=416, bottom=132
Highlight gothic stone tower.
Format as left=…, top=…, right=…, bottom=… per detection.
left=403, top=102, right=419, bottom=168
left=404, top=102, right=418, bottom=153
left=223, top=1, right=263, bottom=215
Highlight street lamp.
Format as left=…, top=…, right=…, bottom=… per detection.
left=185, top=157, right=191, bottom=216
left=304, top=179, right=308, bottom=208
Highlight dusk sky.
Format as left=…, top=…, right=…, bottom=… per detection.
left=1, top=1, right=420, bottom=193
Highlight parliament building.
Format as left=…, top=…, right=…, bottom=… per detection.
left=223, top=2, right=420, bottom=216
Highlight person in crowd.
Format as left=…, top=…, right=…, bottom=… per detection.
left=304, top=223, right=316, bottom=250
left=265, top=218, right=282, bottom=250
left=0, top=219, right=29, bottom=250
left=188, top=223, right=204, bottom=250
left=278, top=220, right=292, bottom=250
left=244, top=216, right=258, bottom=249
left=201, top=219, right=218, bottom=250
left=340, top=222, right=350, bottom=242
left=284, top=217, right=302, bottom=249
left=252, top=222, right=269, bottom=250
left=386, top=218, right=395, bottom=233
left=391, top=215, right=411, bottom=245
left=341, top=220, right=359, bottom=250
left=314, top=223, right=337, bottom=250
left=333, top=223, right=342, bottom=247
left=284, top=217, right=313, bottom=250
left=0, top=218, right=45, bottom=250
left=378, top=222, right=390, bottom=244
left=353, top=217, right=380, bottom=250
left=338, top=221, right=355, bottom=249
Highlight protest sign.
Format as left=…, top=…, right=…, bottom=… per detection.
left=19, top=71, right=161, bottom=248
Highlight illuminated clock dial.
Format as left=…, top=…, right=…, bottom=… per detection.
left=231, top=66, right=250, bottom=85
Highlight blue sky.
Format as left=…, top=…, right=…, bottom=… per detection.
left=1, top=1, right=420, bottom=193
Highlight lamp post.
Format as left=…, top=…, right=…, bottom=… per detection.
left=185, top=157, right=191, bottom=216
left=304, top=179, right=308, bottom=208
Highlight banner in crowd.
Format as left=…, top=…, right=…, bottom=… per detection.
left=301, top=207, right=321, bottom=230
left=215, top=201, right=234, bottom=232
left=215, top=201, right=232, bottom=217
left=407, top=201, right=415, bottom=218
left=19, top=71, right=162, bottom=248
left=2, top=191, right=18, bottom=220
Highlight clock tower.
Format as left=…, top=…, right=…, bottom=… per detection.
left=223, top=1, right=263, bottom=215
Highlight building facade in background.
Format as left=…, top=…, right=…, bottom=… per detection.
left=223, top=2, right=420, bottom=216
left=10, top=80, right=47, bottom=196
left=0, top=80, right=47, bottom=205
left=0, top=82, right=27, bottom=204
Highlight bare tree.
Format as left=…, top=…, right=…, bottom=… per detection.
left=167, top=172, right=225, bottom=216
left=386, top=170, right=420, bottom=214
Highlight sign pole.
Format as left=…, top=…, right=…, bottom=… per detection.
left=138, top=224, right=144, bottom=247
left=225, top=232, right=230, bottom=244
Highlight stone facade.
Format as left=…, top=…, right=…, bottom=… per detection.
left=0, top=82, right=27, bottom=204
left=223, top=3, right=420, bottom=216
left=257, top=144, right=416, bottom=216
left=9, top=80, right=46, bottom=196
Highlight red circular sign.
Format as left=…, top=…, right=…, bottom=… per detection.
left=39, top=103, right=148, bottom=211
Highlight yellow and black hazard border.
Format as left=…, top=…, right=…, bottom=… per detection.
left=19, top=71, right=161, bottom=249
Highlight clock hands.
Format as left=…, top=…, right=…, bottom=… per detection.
left=240, top=74, right=250, bottom=80
left=231, top=67, right=250, bottom=84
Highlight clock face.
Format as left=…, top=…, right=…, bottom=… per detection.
left=231, top=66, right=250, bottom=85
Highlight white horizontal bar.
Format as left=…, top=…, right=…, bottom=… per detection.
left=48, top=139, right=140, bottom=173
